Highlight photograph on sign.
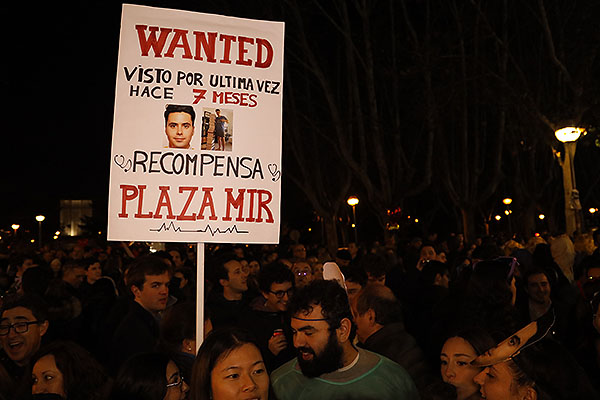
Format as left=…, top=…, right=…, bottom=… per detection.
left=107, top=4, right=284, bottom=244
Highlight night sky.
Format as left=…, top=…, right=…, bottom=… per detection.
left=2, top=3, right=120, bottom=232
left=1, top=1, right=296, bottom=237
left=1, top=1, right=599, bottom=242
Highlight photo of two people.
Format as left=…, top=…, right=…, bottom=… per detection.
left=163, top=104, right=233, bottom=151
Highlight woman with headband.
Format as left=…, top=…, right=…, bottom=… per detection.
left=472, top=310, right=598, bottom=400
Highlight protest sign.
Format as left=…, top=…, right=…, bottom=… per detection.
left=108, top=4, right=284, bottom=244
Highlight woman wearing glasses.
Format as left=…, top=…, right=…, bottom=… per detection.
left=110, top=352, right=189, bottom=400
left=190, top=327, right=270, bottom=400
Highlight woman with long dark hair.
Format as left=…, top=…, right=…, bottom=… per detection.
left=190, top=327, right=270, bottom=400
left=110, top=352, right=189, bottom=400
left=30, top=341, right=110, bottom=400
left=439, top=327, right=495, bottom=400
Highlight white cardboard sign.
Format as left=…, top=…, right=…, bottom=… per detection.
left=108, top=4, right=284, bottom=243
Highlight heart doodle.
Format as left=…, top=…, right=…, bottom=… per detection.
left=268, top=163, right=281, bottom=182
left=114, top=155, right=132, bottom=172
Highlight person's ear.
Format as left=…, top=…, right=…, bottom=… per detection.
left=521, top=386, right=537, bottom=400
left=131, top=285, right=142, bottom=300
left=366, top=309, right=377, bottom=326
left=219, top=278, right=229, bottom=288
left=260, top=291, right=270, bottom=300
left=337, top=318, right=353, bottom=343
left=39, top=320, right=49, bottom=337
left=182, top=338, right=196, bottom=354
left=434, top=273, right=442, bottom=285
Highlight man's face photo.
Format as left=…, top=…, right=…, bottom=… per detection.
left=165, top=111, right=194, bottom=149
left=291, top=304, right=344, bottom=377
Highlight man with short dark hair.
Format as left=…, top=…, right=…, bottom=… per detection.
left=164, top=104, right=196, bottom=149
left=168, top=248, right=185, bottom=269
left=524, top=268, right=553, bottom=320
left=352, top=285, right=434, bottom=392
left=206, top=251, right=250, bottom=329
left=44, top=262, right=87, bottom=344
left=242, top=262, right=296, bottom=372
left=410, top=260, right=450, bottom=352
left=110, top=255, right=171, bottom=369
left=292, top=261, right=313, bottom=288
left=344, top=265, right=367, bottom=303
left=0, top=294, right=49, bottom=387
left=271, top=280, right=419, bottom=400
left=7, top=254, right=37, bottom=295
left=518, top=267, right=574, bottom=344
left=359, top=253, right=389, bottom=286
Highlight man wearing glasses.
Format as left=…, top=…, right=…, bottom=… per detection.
left=242, top=262, right=295, bottom=372
left=0, top=294, right=49, bottom=386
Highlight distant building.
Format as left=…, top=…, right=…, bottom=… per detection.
left=60, top=200, right=92, bottom=236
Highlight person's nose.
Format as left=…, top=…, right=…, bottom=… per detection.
left=7, top=325, right=19, bottom=339
left=32, top=382, right=47, bottom=394
left=473, top=369, right=486, bottom=385
left=181, top=380, right=190, bottom=394
left=443, top=364, right=455, bottom=379
left=294, top=332, right=306, bottom=348
left=241, top=372, right=257, bottom=392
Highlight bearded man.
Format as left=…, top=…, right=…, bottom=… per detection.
left=271, top=280, right=418, bottom=400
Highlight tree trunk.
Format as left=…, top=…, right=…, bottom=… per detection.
left=323, top=215, right=340, bottom=257
left=461, top=207, right=475, bottom=244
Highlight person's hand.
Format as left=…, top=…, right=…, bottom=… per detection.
left=268, top=332, right=288, bottom=356
left=416, top=257, right=425, bottom=271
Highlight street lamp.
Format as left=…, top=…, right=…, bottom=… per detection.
left=555, top=126, right=585, bottom=236
left=35, top=215, right=45, bottom=249
left=346, top=196, right=359, bottom=243
left=502, top=198, right=513, bottom=236
left=11, top=224, right=20, bottom=236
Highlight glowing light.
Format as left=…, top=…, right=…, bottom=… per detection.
left=538, top=214, right=545, bottom=220
left=11, top=224, right=20, bottom=230
left=590, top=208, right=598, bottom=214
left=555, top=127, right=585, bottom=143
left=502, top=198, right=513, bottom=205
left=35, top=215, right=45, bottom=222
left=504, top=210, right=510, bottom=215
left=414, top=218, right=419, bottom=223
left=495, top=215, right=502, bottom=221
left=347, top=196, right=359, bottom=207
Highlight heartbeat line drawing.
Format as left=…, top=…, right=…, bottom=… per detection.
left=149, top=221, right=249, bottom=236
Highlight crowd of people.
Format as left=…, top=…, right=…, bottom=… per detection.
left=0, top=228, right=599, bottom=399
